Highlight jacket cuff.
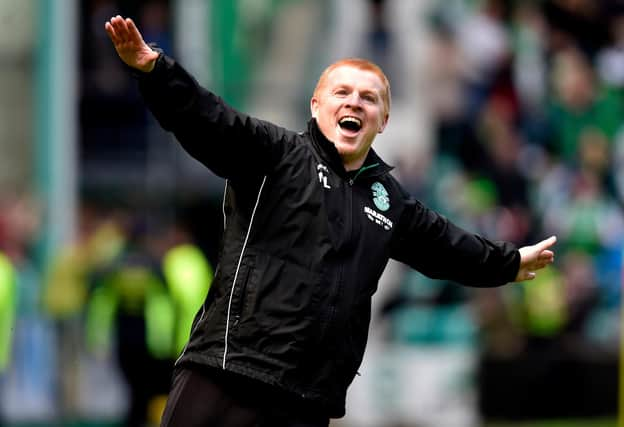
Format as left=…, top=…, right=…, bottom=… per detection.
left=504, top=247, right=521, bottom=285
left=128, top=43, right=171, bottom=81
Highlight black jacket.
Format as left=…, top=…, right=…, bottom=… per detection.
left=136, top=53, right=520, bottom=417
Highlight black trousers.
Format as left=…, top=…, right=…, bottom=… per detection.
left=160, top=365, right=330, bottom=427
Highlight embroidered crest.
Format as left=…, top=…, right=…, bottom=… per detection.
left=371, top=182, right=390, bottom=211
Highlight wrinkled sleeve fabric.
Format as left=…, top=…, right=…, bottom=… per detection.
left=391, top=199, right=520, bottom=287
left=133, top=52, right=290, bottom=179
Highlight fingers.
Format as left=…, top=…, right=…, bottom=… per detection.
left=107, top=15, right=130, bottom=42
left=528, top=236, right=556, bottom=266
left=537, top=250, right=554, bottom=262
left=105, top=16, right=123, bottom=44
left=125, top=18, right=144, bottom=44
left=115, top=15, right=130, bottom=37
left=531, top=250, right=554, bottom=269
left=104, top=22, right=124, bottom=46
left=104, top=21, right=119, bottom=44
left=540, top=250, right=554, bottom=258
left=516, top=236, right=557, bottom=282
left=534, top=258, right=551, bottom=269
left=518, top=269, right=536, bottom=281
left=535, top=235, right=557, bottom=252
left=519, top=245, right=556, bottom=281
left=106, top=16, right=146, bottom=47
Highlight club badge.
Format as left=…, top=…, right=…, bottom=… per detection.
left=371, top=182, right=390, bottom=211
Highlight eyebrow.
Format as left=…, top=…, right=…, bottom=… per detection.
left=332, top=85, right=379, bottom=96
left=360, top=90, right=378, bottom=97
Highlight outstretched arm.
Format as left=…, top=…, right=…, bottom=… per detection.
left=104, top=15, right=159, bottom=72
left=102, top=15, right=291, bottom=180
left=391, top=199, right=557, bottom=287
left=514, top=235, right=556, bottom=282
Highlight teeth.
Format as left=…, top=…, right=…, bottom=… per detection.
left=339, top=117, right=362, bottom=126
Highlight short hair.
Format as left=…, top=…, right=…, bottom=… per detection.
left=313, top=58, right=391, bottom=114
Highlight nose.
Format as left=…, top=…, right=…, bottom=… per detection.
left=345, top=93, right=363, bottom=109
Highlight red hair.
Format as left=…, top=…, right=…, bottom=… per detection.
left=313, top=58, right=391, bottom=114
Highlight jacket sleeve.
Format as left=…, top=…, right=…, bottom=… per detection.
left=390, top=199, right=520, bottom=287
left=133, top=52, right=291, bottom=179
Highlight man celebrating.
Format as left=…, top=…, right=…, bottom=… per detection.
left=105, top=15, right=555, bottom=427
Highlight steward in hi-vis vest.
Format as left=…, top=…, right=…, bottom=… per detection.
left=162, top=243, right=212, bottom=357
left=0, top=251, right=16, bottom=373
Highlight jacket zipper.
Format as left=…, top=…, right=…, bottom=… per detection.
left=222, top=176, right=267, bottom=370
left=222, top=180, right=229, bottom=229
left=348, top=163, right=379, bottom=186
left=232, top=264, right=252, bottom=327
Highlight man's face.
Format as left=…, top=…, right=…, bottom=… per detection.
left=311, top=65, right=389, bottom=170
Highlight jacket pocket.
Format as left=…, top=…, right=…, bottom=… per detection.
left=236, top=250, right=325, bottom=356
left=230, top=257, right=254, bottom=327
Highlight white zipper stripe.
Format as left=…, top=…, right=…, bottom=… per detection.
left=222, top=176, right=267, bottom=369
left=174, top=179, right=230, bottom=367
left=222, top=180, right=228, bottom=230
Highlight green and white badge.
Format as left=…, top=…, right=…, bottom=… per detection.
left=371, top=182, right=390, bottom=211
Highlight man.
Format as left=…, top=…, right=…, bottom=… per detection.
left=105, top=15, right=556, bottom=427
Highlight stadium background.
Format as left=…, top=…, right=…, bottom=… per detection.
left=0, top=0, right=621, bottom=426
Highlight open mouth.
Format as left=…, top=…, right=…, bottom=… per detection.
left=338, top=116, right=362, bottom=132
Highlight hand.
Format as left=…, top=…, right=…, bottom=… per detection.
left=515, top=235, right=556, bottom=282
left=104, top=15, right=159, bottom=72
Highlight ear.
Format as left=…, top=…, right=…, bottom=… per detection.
left=378, top=113, right=389, bottom=134
left=310, top=97, right=319, bottom=118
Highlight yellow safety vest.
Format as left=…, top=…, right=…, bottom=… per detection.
left=0, top=252, right=16, bottom=372
left=86, top=244, right=212, bottom=360
left=162, top=244, right=213, bottom=355
left=86, top=262, right=176, bottom=360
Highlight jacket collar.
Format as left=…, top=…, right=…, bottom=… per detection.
left=307, top=118, right=393, bottom=180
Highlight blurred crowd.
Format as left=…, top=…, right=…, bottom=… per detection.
left=374, top=0, right=623, bottom=423
left=0, top=191, right=213, bottom=426
left=0, top=0, right=623, bottom=426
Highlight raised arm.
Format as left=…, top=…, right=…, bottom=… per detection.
left=103, top=16, right=291, bottom=179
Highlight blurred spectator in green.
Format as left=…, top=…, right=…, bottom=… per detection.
left=85, top=215, right=211, bottom=427
left=545, top=47, right=624, bottom=165
left=423, top=2, right=622, bottom=420
left=42, top=202, right=126, bottom=419
left=0, top=193, right=56, bottom=420
left=86, top=216, right=172, bottom=427
left=0, top=252, right=15, bottom=373
left=542, top=169, right=624, bottom=255
left=0, top=251, right=16, bottom=427
left=44, top=203, right=127, bottom=319
left=160, top=223, right=213, bottom=357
